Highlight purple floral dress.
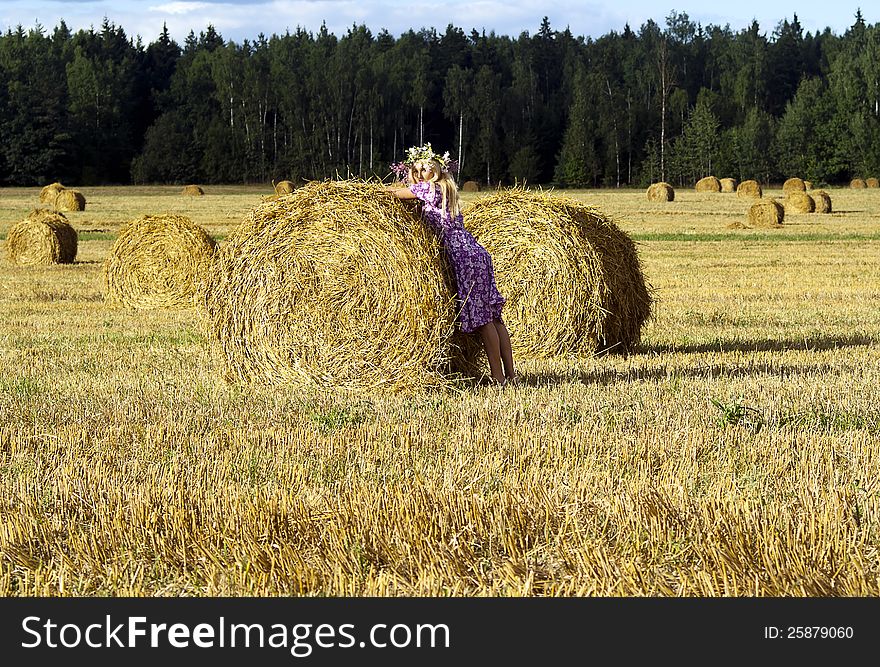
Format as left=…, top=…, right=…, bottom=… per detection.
left=410, top=181, right=505, bottom=333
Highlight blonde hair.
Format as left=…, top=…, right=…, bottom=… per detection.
left=409, top=159, right=461, bottom=217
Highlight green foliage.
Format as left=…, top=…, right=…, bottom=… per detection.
left=710, top=397, right=764, bottom=433
left=0, top=15, right=873, bottom=186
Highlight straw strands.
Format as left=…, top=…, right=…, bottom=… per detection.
left=103, top=214, right=216, bottom=309
left=6, top=209, right=77, bottom=265
left=462, top=188, right=653, bottom=357
left=736, top=180, right=763, bottom=198
left=748, top=200, right=784, bottom=227
left=39, top=182, right=65, bottom=203
left=646, top=182, right=675, bottom=202
left=695, top=176, right=721, bottom=192
left=54, top=189, right=86, bottom=211
left=203, top=179, right=464, bottom=393
left=810, top=190, right=832, bottom=213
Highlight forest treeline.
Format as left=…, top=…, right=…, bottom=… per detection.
left=1, top=11, right=879, bottom=188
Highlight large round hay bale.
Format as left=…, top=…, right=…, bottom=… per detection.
left=273, top=180, right=295, bottom=195
left=646, top=182, right=675, bottom=202
left=39, top=182, right=65, bottom=203
left=747, top=200, right=784, bottom=227
left=784, top=191, right=815, bottom=214
left=182, top=184, right=205, bottom=196
left=462, top=189, right=653, bottom=357
left=54, top=189, right=86, bottom=211
left=810, top=190, right=832, bottom=213
left=6, top=209, right=78, bottom=265
left=203, top=180, right=466, bottom=392
left=867, top=177, right=879, bottom=188
left=103, top=214, right=216, bottom=310
left=782, top=177, right=806, bottom=194
left=736, top=179, right=763, bottom=198
left=719, top=177, right=737, bottom=193
left=695, top=176, right=721, bottom=192
left=851, top=178, right=867, bottom=189
left=461, top=181, right=481, bottom=192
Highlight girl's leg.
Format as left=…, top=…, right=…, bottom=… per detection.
left=477, top=322, right=505, bottom=384
left=494, top=320, right=516, bottom=382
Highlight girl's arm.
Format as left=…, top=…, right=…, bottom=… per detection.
left=386, top=185, right=417, bottom=199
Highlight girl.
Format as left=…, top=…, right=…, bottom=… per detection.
left=387, top=144, right=516, bottom=386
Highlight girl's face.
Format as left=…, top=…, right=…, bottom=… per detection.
left=413, top=161, right=436, bottom=182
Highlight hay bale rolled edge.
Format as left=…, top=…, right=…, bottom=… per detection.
left=54, top=189, right=86, bottom=211
left=811, top=190, right=832, bottom=213
left=6, top=209, right=78, bottom=265
left=273, top=180, right=296, bottom=195
left=784, top=191, right=815, bottom=214
left=695, top=176, right=721, bottom=192
left=202, top=180, right=465, bottom=392
left=462, top=188, right=653, bottom=358
left=782, top=177, right=806, bottom=194
left=747, top=200, right=784, bottom=227
left=39, top=182, right=65, bottom=203
left=103, top=214, right=216, bottom=310
left=646, top=182, right=675, bottom=202
left=736, top=180, right=763, bottom=198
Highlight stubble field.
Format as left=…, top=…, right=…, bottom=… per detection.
left=1, top=183, right=879, bottom=596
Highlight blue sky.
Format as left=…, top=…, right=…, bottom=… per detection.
left=0, top=0, right=875, bottom=44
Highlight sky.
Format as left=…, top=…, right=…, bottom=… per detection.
left=0, top=0, right=876, bottom=45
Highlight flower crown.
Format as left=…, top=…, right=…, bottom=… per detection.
left=390, top=143, right=459, bottom=180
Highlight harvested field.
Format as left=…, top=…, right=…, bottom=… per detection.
left=1, top=183, right=880, bottom=597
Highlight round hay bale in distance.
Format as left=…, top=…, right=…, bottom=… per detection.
left=6, top=209, right=78, bottom=265
left=851, top=178, right=867, bottom=189
left=782, top=177, right=806, bottom=194
left=273, top=180, right=295, bottom=195
left=810, top=190, right=832, bottom=213
left=39, top=182, right=65, bottom=203
left=719, top=178, right=737, bottom=193
left=646, top=182, right=675, bottom=202
left=54, top=189, right=86, bottom=211
left=462, top=188, right=653, bottom=357
left=867, top=177, right=879, bottom=188
left=748, top=200, right=784, bottom=227
left=461, top=181, right=481, bottom=192
left=736, top=180, right=763, bottom=198
left=103, top=214, right=216, bottom=310
left=695, top=176, right=721, bottom=192
left=182, top=184, right=205, bottom=196
left=784, top=191, right=815, bottom=214
left=203, top=180, right=465, bottom=393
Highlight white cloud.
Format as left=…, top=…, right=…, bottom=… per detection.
left=149, top=2, right=213, bottom=15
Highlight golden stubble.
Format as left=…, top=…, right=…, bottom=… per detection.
left=1, top=184, right=879, bottom=596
